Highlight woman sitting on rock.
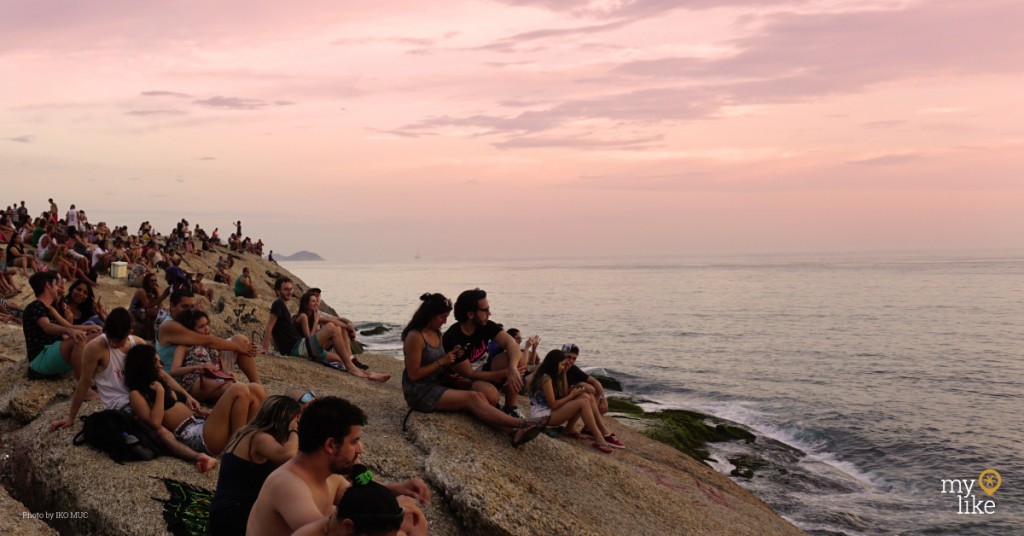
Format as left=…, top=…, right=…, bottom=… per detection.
left=5, top=233, right=33, bottom=277
left=169, top=309, right=249, bottom=403
left=402, top=292, right=545, bottom=446
left=209, top=394, right=302, bottom=536
left=63, top=278, right=107, bottom=327
left=126, top=344, right=261, bottom=456
left=293, top=290, right=390, bottom=382
left=0, top=213, right=15, bottom=243
left=527, top=349, right=623, bottom=453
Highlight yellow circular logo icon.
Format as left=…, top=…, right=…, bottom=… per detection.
left=978, top=469, right=1001, bottom=496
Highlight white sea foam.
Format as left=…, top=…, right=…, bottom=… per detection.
left=643, top=395, right=885, bottom=489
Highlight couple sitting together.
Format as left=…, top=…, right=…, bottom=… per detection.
left=401, top=288, right=624, bottom=453
left=263, top=277, right=389, bottom=382
left=402, top=289, right=545, bottom=446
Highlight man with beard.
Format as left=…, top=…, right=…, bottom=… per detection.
left=442, top=288, right=524, bottom=417
left=246, top=396, right=429, bottom=536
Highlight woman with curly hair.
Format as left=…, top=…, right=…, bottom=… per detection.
left=125, top=344, right=260, bottom=456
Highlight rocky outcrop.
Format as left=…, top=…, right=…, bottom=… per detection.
left=0, top=254, right=804, bottom=536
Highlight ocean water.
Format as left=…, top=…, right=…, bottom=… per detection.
left=285, top=252, right=1024, bottom=535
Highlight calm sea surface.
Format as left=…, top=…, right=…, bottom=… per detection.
left=285, top=252, right=1023, bottom=535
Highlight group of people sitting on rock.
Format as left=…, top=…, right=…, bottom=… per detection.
left=25, top=270, right=425, bottom=535
left=9, top=200, right=625, bottom=534
left=401, top=288, right=624, bottom=453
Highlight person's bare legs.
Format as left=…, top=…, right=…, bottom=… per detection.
left=317, top=325, right=390, bottom=382
left=586, top=394, right=611, bottom=436
left=202, top=383, right=252, bottom=454
left=433, top=390, right=525, bottom=432
left=246, top=383, right=267, bottom=419
left=192, top=378, right=232, bottom=402
left=227, top=334, right=260, bottom=383
left=489, top=352, right=519, bottom=407
left=471, top=380, right=501, bottom=406
left=546, top=396, right=611, bottom=448
left=154, top=427, right=218, bottom=472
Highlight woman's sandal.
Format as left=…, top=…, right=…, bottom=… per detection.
left=591, top=442, right=614, bottom=454
left=561, top=430, right=589, bottom=441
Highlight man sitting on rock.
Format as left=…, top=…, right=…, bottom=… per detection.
left=156, top=288, right=261, bottom=383
left=234, top=266, right=258, bottom=299
left=247, top=396, right=428, bottom=536
left=562, top=343, right=608, bottom=415
left=22, top=272, right=97, bottom=379
left=49, top=308, right=218, bottom=472
left=262, top=279, right=368, bottom=378
left=443, top=288, right=524, bottom=417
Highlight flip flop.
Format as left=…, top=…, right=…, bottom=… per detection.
left=323, top=361, right=348, bottom=372
left=510, top=415, right=549, bottom=447
left=510, top=423, right=543, bottom=447
left=561, top=431, right=589, bottom=441
left=591, top=442, right=614, bottom=454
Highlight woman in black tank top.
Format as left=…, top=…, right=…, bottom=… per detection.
left=209, top=395, right=302, bottom=535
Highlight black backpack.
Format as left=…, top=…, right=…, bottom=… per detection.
left=72, top=410, right=164, bottom=463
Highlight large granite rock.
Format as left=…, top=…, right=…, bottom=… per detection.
left=0, top=254, right=804, bottom=536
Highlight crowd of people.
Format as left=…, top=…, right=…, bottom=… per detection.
left=4, top=199, right=623, bottom=535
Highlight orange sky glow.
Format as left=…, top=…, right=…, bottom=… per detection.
left=2, top=0, right=1022, bottom=260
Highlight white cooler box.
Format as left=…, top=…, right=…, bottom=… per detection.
left=110, top=261, right=128, bottom=278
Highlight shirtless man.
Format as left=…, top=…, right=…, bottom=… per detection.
left=49, top=308, right=218, bottom=472
left=247, top=396, right=428, bottom=536
left=157, top=288, right=261, bottom=384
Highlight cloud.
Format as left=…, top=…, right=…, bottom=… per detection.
left=6, top=135, right=35, bottom=143
left=365, top=128, right=428, bottom=139
left=862, top=120, right=906, bottom=129
left=331, top=31, right=460, bottom=55
left=612, top=0, right=1024, bottom=102
left=918, top=106, right=971, bottom=114
left=125, top=109, right=187, bottom=116
left=394, top=87, right=719, bottom=137
left=476, top=19, right=634, bottom=52
left=198, top=156, right=215, bottom=161
left=847, top=153, right=923, bottom=166
left=493, top=133, right=664, bottom=150
left=192, top=96, right=294, bottom=110
left=141, top=90, right=192, bottom=98
left=493, top=0, right=784, bottom=19
left=392, top=2, right=1024, bottom=145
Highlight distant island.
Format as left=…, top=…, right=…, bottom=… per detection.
left=275, top=250, right=324, bottom=261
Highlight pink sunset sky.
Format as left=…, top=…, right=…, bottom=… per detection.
left=2, top=0, right=1022, bottom=260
